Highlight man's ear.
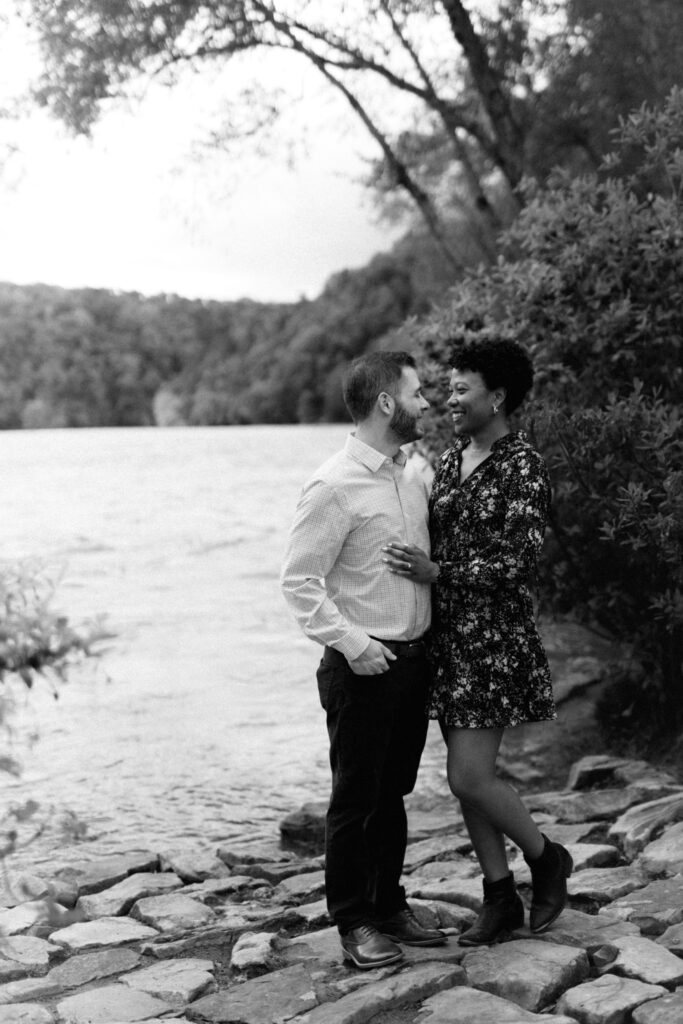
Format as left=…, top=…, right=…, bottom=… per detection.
left=377, top=391, right=394, bottom=416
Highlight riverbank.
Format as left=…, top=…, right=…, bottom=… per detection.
left=2, top=750, right=683, bottom=1023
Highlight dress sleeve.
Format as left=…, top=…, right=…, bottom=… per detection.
left=437, top=452, right=550, bottom=593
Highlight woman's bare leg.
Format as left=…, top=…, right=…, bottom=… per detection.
left=446, top=726, right=544, bottom=873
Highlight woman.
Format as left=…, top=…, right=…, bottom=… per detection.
left=383, top=338, right=572, bottom=946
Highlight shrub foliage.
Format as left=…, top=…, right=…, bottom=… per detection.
left=411, top=91, right=683, bottom=737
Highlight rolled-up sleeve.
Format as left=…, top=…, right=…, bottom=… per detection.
left=280, top=480, right=371, bottom=660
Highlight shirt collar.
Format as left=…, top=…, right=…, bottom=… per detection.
left=346, top=433, right=408, bottom=472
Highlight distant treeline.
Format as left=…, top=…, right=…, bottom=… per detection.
left=0, top=240, right=454, bottom=429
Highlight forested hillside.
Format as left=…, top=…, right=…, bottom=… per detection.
left=0, top=238, right=453, bottom=429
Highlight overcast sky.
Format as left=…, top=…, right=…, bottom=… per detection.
left=0, top=13, right=403, bottom=304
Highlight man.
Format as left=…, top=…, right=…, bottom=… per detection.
left=281, top=351, right=445, bottom=969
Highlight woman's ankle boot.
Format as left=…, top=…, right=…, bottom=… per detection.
left=458, top=872, right=524, bottom=947
left=525, top=834, right=573, bottom=934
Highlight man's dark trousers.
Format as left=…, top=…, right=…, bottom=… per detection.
left=317, top=644, right=429, bottom=934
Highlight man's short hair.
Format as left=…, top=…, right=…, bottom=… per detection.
left=343, top=352, right=416, bottom=423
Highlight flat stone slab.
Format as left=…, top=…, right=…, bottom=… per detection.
left=120, top=957, right=215, bottom=1007
left=632, top=991, right=683, bottom=1023
left=527, top=907, right=639, bottom=953
left=410, top=899, right=476, bottom=933
left=182, top=875, right=262, bottom=901
left=288, top=898, right=330, bottom=929
left=131, top=894, right=216, bottom=933
left=543, top=822, right=610, bottom=845
left=418, top=986, right=581, bottom=1024
left=567, top=756, right=680, bottom=796
left=0, top=975, right=60, bottom=1004
left=47, top=948, right=141, bottom=989
left=158, top=850, right=231, bottom=883
left=462, top=939, right=589, bottom=1012
left=230, top=858, right=323, bottom=884
left=564, top=843, right=620, bottom=871
left=57, top=983, right=172, bottom=1023
left=605, top=934, right=683, bottom=987
left=568, top=865, right=647, bottom=902
left=0, top=902, right=49, bottom=937
left=77, top=873, right=183, bottom=919
left=556, top=973, right=667, bottom=1023
left=602, top=876, right=683, bottom=935
left=0, top=935, right=58, bottom=974
left=404, top=875, right=483, bottom=910
left=53, top=853, right=159, bottom=898
left=187, top=963, right=318, bottom=1023
left=403, top=834, right=472, bottom=872
left=609, top=792, right=683, bottom=858
left=217, top=843, right=295, bottom=867
left=0, top=1006, right=55, bottom=1023
left=273, top=870, right=326, bottom=903
left=637, top=821, right=683, bottom=876
left=525, top=788, right=643, bottom=823
left=656, top=921, right=683, bottom=956
left=408, top=858, right=480, bottom=881
left=300, top=962, right=466, bottom=1024
left=49, top=916, right=158, bottom=951
left=0, top=874, right=51, bottom=909
left=283, top=926, right=343, bottom=968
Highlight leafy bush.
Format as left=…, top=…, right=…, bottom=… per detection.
left=0, top=563, right=107, bottom=860
left=410, top=91, right=683, bottom=739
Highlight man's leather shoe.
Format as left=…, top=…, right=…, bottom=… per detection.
left=340, top=923, right=404, bottom=969
left=377, top=906, right=446, bottom=947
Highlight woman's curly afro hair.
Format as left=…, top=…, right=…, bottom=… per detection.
left=449, top=337, right=534, bottom=415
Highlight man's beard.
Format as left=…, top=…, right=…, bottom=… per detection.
left=390, top=401, right=420, bottom=444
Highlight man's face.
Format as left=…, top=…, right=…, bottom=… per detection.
left=389, top=366, right=430, bottom=444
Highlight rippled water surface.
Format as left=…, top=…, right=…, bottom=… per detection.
left=1, top=425, right=446, bottom=871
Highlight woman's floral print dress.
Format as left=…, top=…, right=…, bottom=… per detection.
left=428, top=432, right=556, bottom=728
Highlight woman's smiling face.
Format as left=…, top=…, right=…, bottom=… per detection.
left=447, top=368, right=500, bottom=437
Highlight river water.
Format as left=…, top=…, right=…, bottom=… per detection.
left=1, top=425, right=447, bottom=873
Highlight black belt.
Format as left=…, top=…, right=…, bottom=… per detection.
left=370, top=636, right=427, bottom=659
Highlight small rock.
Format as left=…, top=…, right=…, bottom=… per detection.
left=0, top=875, right=51, bottom=909
left=637, top=821, right=683, bottom=877
left=604, top=876, right=683, bottom=935
left=556, top=973, right=666, bottom=1023
left=403, top=834, right=472, bottom=872
left=288, top=898, right=330, bottom=928
left=0, top=902, right=50, bottom=937
left=56, top=983, right=172, bottom=1023
left=405, top=875, right=486, bottom=911
left=609, top=792, right=683, bottom=858
left=273, top=869, right=326, bottom=904
left=52, top=853, right=159, bottom=899
left=120, top=957, right=215, bottom=1007
left=525, top=788, right=643, bottom=823
left=279, top=802, right=327, bottom=850
left=282, top=926, right=343, bottom=968
left=77, top=872, right=183, bottom=920
left=603, top=935, right=683, bottom=987
left=632, top=991, right=683, bottom=1023
left=131, top=894, right=216, bottom=933
left=419, top=985, right=579, bottom=1023
left=216, top=843, right=292, bottom=867
left=49, top=916, right=158, bottom=952
left=656, top=921, right=683, bottom=956
left=159, top=850, right=231, bottom=883
left=529, top=907, right=640, bottom=953
left=230, top=858, right=323, bottom=884
left=46, top=948, right=141, bottom=989
left=230, top=932, right=279, bottom=972
left=0, top=935, right=58, bottom=974
left=188, top=963, right=318, bottom=1023
left=301, top=961, right=466, bottom=1024
left=568, top=865, right=647, bottom=902
left=0, top=976, right=60, bottom=1004
left=461, top=939, right=589, bottom=1012
left=0, top=1005, right=55, bottom=1023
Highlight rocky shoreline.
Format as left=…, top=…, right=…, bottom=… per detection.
left=1, top=751, right=683, bottom=1023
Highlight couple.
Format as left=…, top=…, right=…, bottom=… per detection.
left=280, top=342, right=572, bottom=969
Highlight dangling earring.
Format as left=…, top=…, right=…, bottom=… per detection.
left=492, top=404, right=499, bottom=415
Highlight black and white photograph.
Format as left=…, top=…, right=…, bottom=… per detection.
left=1, top=2, right=682, bottom=1021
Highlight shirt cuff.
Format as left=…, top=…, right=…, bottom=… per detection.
left=332, top=630, right=372, bottom=662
